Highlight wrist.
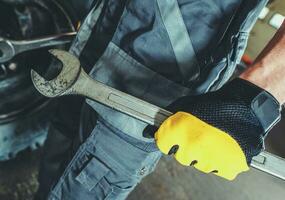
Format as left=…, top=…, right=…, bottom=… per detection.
left=240, top=20, right=285, bottom=104
left=239, top=63, right=285, bottom=104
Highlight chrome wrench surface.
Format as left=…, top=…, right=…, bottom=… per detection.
left=31, top=49, right=285, bottom=181
left=0, top=32, right=76, bottom=63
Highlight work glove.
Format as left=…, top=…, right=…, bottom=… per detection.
left=153, top=78, right=281, bottom=180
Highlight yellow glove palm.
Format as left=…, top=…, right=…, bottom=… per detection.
left=155, top=112, right=249, bottom=180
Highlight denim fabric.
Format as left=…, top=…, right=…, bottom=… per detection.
left=112, top=0, right=244, bottom=84
left=48, top=116, right=161, bottom=200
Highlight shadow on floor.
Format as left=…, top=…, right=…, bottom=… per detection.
left=0, top=149, right=40, bottom=200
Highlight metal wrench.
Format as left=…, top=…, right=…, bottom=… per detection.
left=31, top=49, right=285, bottom=181
left=0, top=32, right=76, bottom=63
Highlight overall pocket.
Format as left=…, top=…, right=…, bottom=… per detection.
left=49, top=147, right=114, bottom=200
left=82, top=119, right=161, bottom=199
left=75, top=157, right=111, bottom=196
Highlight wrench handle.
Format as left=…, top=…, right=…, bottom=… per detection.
left=70, top=69, right=285, bottom=181
left=12, top=32, right=77, bottom=54
left=72, top=69, right=172, bottom=127
left=107, top=92, right=172, bottom=126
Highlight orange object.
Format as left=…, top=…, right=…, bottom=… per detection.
left=242, top=54, right=253, bottom=66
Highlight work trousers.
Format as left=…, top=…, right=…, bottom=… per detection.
left=35, top=98, right=161, bottom=200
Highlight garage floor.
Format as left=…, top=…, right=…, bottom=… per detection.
left=129, top=157, right=285, bottom=200
left=0, top=148, right=285, bottom=200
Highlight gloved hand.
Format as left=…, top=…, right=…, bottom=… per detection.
left=154, top=78, right=281, bottom=180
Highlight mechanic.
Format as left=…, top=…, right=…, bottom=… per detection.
left=35, top=0, right=283, bottom=199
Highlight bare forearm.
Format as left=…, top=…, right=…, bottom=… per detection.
left=240, top=21, right=285, bottom=104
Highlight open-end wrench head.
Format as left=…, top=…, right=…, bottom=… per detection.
left=31, top=49, right=80, bottom=97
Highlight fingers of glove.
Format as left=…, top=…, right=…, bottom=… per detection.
left=172, top=144, right=230, bottom=175
left=170, top=142, right=248, bottom=178
left=215, top=166, right=249, bottom=180
left=173, top=145, right=196, bottom=166
left=212, top=151, right=250, bottom=180
left=190, top=146, right=249, bottom=180
left=187, top=128, right=249, bottom=180
left=155, top=112, right=189, bottom=154
left=198, top=128, right=250, bottom=180
left=155, top=111, right=249, bottom=180
left=155, top=129, right=178, bottom=155
left=211, top=159, right=249, bottom=180
left=173, top=142, right=249, bottom=180
left=173, top=140, right=215, bottom=173
left=193, top=162, right=214, bottom=174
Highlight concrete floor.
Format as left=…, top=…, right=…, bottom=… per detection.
left=0, top=148, right=285, bottom=200
left=129, top=157, right=285, bottom=200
